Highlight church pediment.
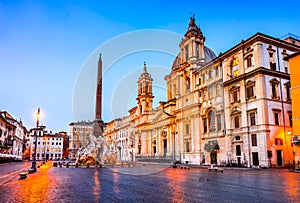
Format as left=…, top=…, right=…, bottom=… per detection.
left=152, top=110, right=174, bottom=123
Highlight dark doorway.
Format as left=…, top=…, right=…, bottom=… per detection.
left=153, top=146, right=156, bottom=154
left=46, top=154, right=49, bottom=161
left=252, top=152, right=259, bottom=166
left=237, top=157, right=241, bottom=167
left=210, top=151, right=217, bottom=164
left=276, top=150, right=283, bottom=166
left=163, top=139, right=167, bottom=157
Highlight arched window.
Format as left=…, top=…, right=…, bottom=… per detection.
left=270, top=79, right=279, bottom=99
left=186, top=77, right=190, bottom=91
left=208, top=110, right=216, bottom=132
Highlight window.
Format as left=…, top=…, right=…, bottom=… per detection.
left=231, top=58, right=239, bottom=78
left=246, top=55, right=252, bottom=67
left=208, top=111, right=216, bottom=132
left=269, top=52, right=276, bottom=70
left=216, top=84, right=221, bottom=96
left=196, top=43, right=199, bottom=59
left=231, top=88, right=239, bottom=103
left=202, top=74, right=206, bottom=83
left=236, top=145, right=241, bottom=156
left=246, top=81, right=255, bottom=99
left=217, top=115, right=222, bottom=131
left=215, top=67, right=219, bottom=77
left=270, top=62, right=276, bottom=70
left=234, top=115, right=240, bottom=128
left=185, top=45, right=189, bottom=61
left=185, top=124, right=190, bottom=135
left=209, top=70, right=213, bottom=78
left=289, top=114, right=293, bottom=126
left=186, top=77, right=190, bottom=91
left=250, top=112, right=256, bottom=126
left=203, top=118, right=208, bottom=133
left=285, top=83, right=291, bottom=100
left=275, top=138, right=283, bottom=146
left=274, top=112, right=280, bottom=125
left=251, top=134, right=257, bottom=146
left=186, top=141, right=190, bottom=152
left=270, top=79, right=279, bottom=99
left=198, top=77, right=202, bottom=85
left=271, top=83, right=277, bottom=98
left=208, top=86, right=214, bottom=98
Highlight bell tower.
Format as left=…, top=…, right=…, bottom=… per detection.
left=136, top=62, right=154, bottom=115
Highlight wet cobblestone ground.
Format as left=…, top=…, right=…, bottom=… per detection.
left=0, top=162, right=299, bottom=202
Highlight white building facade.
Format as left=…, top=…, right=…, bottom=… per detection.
left=102, top=17, right=300, bottom=167
left=29, top=126, right=63, bottom=160
left=69, top=121, right=94, bottom=159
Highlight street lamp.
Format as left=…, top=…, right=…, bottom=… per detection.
left=31, top=107, right=40, bottom=172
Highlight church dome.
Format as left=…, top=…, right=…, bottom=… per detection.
left=171, top=46, right=216, bottom=71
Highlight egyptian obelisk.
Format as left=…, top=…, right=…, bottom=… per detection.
left=94, top=53, right=104, bottom=135
left=93, top=53, right=104, bottom=163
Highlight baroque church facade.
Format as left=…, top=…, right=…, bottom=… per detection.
left=103, top=16, right=300, bottom=167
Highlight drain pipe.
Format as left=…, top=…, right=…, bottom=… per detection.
left=242, top=40, right=252, bottom=167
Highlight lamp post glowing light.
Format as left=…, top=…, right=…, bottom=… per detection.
left=31, top=107, right=40, bottom=172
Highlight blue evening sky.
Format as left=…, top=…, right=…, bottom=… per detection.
left=1, top=0, right=300, bottom=133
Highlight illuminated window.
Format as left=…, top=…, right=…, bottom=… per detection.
left=231, top=58, right=239, bottom=78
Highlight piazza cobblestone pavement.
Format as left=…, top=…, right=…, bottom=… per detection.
left=0, top=161, right=299, bottom=202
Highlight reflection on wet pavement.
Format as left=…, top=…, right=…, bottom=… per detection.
left=0, top=163, right=299, bottom=202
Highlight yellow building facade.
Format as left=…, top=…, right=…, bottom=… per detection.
left=286, top=52, right=300, bottom=171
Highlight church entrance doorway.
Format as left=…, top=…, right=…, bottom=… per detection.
left=163, top=139, right=167, bottom=157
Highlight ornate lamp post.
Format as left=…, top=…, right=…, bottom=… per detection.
left=31, top=107, right=40, bottom=172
